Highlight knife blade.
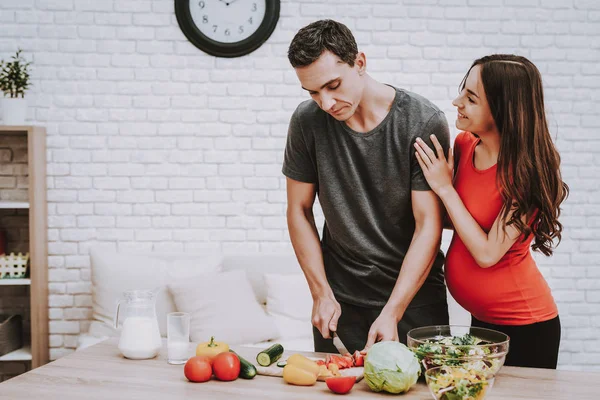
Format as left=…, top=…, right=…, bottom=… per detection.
left=332, top=332, right=350, bottom=356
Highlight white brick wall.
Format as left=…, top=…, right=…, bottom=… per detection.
left=0, top=0, right=598, bottom=371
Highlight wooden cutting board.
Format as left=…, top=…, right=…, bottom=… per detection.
left=255, top=356, right=364, bottom=382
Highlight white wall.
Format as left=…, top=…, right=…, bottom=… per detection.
left=0, top=0, right=598, bottom=370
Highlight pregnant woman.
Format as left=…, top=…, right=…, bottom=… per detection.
left=414, top=54, right=568, bottom=369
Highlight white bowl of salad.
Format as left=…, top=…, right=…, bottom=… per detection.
left=407, top=325, right=509, bottom=377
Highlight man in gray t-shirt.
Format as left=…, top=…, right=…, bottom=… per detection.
left=284, top=20, right=450, bottom=353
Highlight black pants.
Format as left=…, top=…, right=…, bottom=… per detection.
left=471, top=315, right=561, bottom=369
left=313, top=300, right=449, bottom=354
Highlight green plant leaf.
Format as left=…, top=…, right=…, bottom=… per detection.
left=0, top=49, right=32, bottom=98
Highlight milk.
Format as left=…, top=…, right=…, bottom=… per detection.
left=118, top=316, right=162, bottom=360
left=167, top=341, right=190, bottom=364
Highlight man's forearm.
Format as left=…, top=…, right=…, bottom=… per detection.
left=287, top=208, right=334, bottom=299
left=382, top=225, right=441, bottom=321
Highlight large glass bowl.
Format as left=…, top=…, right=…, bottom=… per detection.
left=407, top=325, right=509, bottom=376
left=425, top=365, right=496, bottom=400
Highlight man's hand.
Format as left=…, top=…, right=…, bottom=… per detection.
left=312, top=295, right=341, bottom=339
left=361, top=309, right=400, bottom=353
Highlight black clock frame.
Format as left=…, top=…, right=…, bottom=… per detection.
left=174, top=0, right=280, bottom=58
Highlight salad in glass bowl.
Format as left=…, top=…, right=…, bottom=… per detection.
left=425, top=365, right=495, bottom=400
left=407, top=325, right=509, bottom=376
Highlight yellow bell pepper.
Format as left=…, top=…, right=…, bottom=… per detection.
left=327, top=363, right=341, bottom=376
left=195, top=336, right=229, bottom=360
left=318, top=364, right=334, bottom=379
left=283, top=364, right=318, bottom=386
left=286, top=354, right=320, bottom=376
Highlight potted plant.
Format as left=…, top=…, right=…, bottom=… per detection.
left=0, top=49, right=32, bottom=125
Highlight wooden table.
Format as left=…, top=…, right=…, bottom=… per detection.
left=0, top=338, right=597, bottom=399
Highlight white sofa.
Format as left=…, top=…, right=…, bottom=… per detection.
left=78, top=250, right=315, bottom=351
left=79, top=249, right=469, bottom=352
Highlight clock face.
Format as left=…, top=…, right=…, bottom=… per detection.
left=175, top=0, right=280, bottom=58
left=189, top=0, right=267, bottom=44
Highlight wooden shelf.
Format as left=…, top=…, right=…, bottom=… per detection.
left=0, top=126, right=34, bottom=136
left=0, top=346, right=31, bottom=362
left=0, top=279, right=30, bottom=286
left=0, top=202, right=29, bottom=209
left=0, top=126, right=48, bottom=370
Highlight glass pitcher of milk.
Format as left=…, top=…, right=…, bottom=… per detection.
left=113, top=289, right=162, bottom=360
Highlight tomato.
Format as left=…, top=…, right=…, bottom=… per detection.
left=341, top=355, right=354, bottom=368
left=326, top=376, right=357, bottom=394
left=184, top=356, right=212, bottom=383
left=325, top=353, right=361, bottom=370
left=327, top=355, right=343, bottom=367
left=212, top=352, right=240, bottom=381
left=352, top=350, right=364, bottom=367
left=328, top=355, right=341, bottom=363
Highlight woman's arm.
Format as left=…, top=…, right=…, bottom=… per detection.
left=436, top=187, right=526, bottom=267
left=414, top=135, right=526, bottom=268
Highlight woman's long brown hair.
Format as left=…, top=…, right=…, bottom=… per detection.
left=461, top=54, right=569, bottom=256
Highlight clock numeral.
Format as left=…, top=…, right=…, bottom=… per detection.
left=212, top=25, right=218, bottom=33
left=225, top=29, right=231, bottom=36
left=202, top=15, right=208, bottom=23
left=248, top=17, right=253, bottom=24
left=198, top=1, right=205, bottom=9
left=252, top=3, right=257, bottom=11
left=238, top=26, right=244, bottom=34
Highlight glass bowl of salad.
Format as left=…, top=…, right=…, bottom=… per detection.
left=407, top=325, right=509, bottom=376
left=425, top=365, right=495, bottom=400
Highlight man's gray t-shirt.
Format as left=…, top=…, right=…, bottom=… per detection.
left=282, top=87, right=450, bottom=309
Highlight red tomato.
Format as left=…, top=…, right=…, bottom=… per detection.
left=341, top=355, right=354, bottom=368
left=212, top=352, right=240, bottom=381
left=184, top=356, right=212, bottom=383
left=329, top=355, right=341, bottom=363
left=327, top=355, right=346, bottom=369
left=326, top=376, right=357, bottom=394
left=352, top=350, right=364, bottom=367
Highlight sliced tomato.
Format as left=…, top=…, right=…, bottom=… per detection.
left=329, top=355, right=342, bottom=363
left=352, top=350, right=364, bottom=367
left=326, top=355, right=340, bottom=368
left=328, top=354, right=353, bottom=369
left=326, top=376, right=357, bottom=394
left=325, top=354, right=357, bottom=370
left=341, top=355, right=354, bottom=368
left=316, top=359, right=326, bottom=366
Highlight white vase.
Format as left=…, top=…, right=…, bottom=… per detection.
left=1, top=97, right=27, bottom=125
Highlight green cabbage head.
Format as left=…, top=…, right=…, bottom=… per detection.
left=364, top=341, right=420, bottom=394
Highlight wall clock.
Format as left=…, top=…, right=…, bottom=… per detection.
left=174, top=0, right=280, bottom=58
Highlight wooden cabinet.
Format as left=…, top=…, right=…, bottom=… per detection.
left=0, top=126, right=48, bottom=372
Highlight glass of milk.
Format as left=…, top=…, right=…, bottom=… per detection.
left=167, top=312, right=191, bottom=365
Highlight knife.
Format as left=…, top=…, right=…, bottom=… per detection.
left=332, top=332, right=351, bottom=356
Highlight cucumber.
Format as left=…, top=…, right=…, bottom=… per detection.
left=256, top=343, right=284, bottom=367
left=231, top=350, right=257, bottom=379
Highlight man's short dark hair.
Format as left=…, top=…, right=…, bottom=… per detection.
left=288, top=19, right=358, bottom=68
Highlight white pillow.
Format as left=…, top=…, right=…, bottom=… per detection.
left=264, top=273, right=313, bottom=340
left=168, top=270, right=279, bottom=345
left=89, top=249, right=223, bottom=338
